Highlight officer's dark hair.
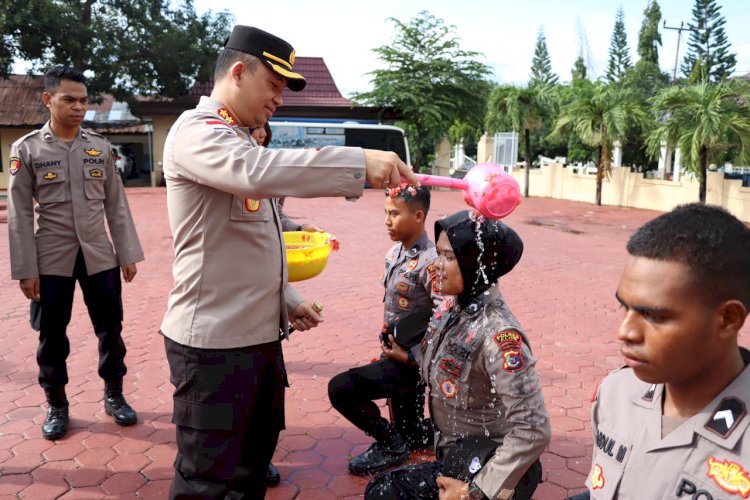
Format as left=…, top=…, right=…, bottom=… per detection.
left=44, top=66, right=86, bottom=93
left=385, top=184, right=431, bottom=215
left=627, top=203, right=750, bottom=308
left=214, top=48, right=261, bottom=80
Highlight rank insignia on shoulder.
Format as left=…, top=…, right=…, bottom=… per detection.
left=9, top=157, right=21, bottom=175
left=705, top=397, right=746, bottom=438
left=217, top=107, right=237, bottom=126
left=706, top=456, right=750, bottom=497
left=396, top=282, right=410, bottom=294
left=89, top=168, right=103, bottom=178
left=591, top=464, right=605, bottom=490
left=440, top=379, right=458, bottom=399
left=84, top=148, right=102, bottom=157
left=43, top=171, right=58, bottom=181
left=244, top=199, right=261, bottom=212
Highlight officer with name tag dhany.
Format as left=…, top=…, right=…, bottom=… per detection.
left=569, top=204, right=750, bottom=500
left=7, top=66, right=144, bottom=441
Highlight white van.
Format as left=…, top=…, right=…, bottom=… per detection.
left=267, top=121, right=411, bottom=165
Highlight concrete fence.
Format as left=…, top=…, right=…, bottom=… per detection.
left=510, top=163, right=750, bottom=222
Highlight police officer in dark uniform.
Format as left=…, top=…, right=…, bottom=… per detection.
left=328, top=184, right=441, bottom=476
left=7, top=66, right=144, bottom=440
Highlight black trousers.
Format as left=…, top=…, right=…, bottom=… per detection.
left=38, top=249, right=126, bottom=389
left=328, top=357, right=426, bottom=447
left=165, top=337, right=286, bottom=499
left=365, top=459, right=543, bottom=500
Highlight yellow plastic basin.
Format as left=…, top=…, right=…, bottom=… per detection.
left=284, top=231, right=334, bottom=282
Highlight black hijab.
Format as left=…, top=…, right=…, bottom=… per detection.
left=435, top=210, right=524, bottom=306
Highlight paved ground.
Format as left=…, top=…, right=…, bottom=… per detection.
left=1, top=188, right=747, bottom=499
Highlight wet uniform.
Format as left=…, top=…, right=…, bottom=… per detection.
left=328, top=232, right=439, bottom=448
left=366, top=286, right=551, bottom=500
left=7, top=122, right=143, bottom=389
left=161, top=96, right=365, bottom=497
left=584, top=347, right=750, bottom=500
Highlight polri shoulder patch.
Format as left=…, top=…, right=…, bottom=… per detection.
left=9, top=157, right=21, bottom=175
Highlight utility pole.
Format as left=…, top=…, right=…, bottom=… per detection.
left=663, top=20, right=687, bottom=83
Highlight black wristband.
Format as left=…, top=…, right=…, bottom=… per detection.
left=296, top=225, right=303, bottom=231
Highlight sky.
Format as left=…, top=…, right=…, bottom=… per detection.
left=192, top=0, right=750, bottom=97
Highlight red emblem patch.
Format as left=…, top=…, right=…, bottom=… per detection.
left=439, top=379, right=458, bottom=399
left=9, top=157, right=21, bottom=175
left=397, top=296, right=410, bottom=310
left=591, top=464, right=605, bottom=490
left=707, top=456, right=750, bottom=498
left=501, top=347, right=524, bottom=373
left=396, top=282, right=410, bottom=294
left=244, top=199, right=261, bottom=212
left=439, top=358, right=463, bottom=377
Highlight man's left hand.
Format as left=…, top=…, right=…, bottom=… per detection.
left=290, top=301, right=324, bottom=332
left=437, top=476, right=469, bottom=500
left=121, top=263, right=137, bottom=283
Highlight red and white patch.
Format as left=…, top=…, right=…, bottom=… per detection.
left=397, top=296, right=410, bottom=310
left=591, top=464, right=605, bottom=490
left=493, top=329, right=521, bottom=348
left=502, top=347, right=524, bottom=373
left=244, top=199, right=261, bottom=212
left=439, top=358, right=462, bottom=377
left=439, top=379, right=458, bottom=399
left=707, top=456, right=750, bottom=498
left=9, top=157, right=21, bottom=175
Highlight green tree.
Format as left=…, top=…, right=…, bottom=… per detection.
left=571, top=56, right=588, bottom=82
left=637, top=1, right=662, bottom=64
left=647, top=80, right=750, bottom=203
left=681, top=0, right=736, bottom=82
left=530, top=28, right=558, bottom=87
left=606, top=7, right=632, bottom=83
left=550, top=80, right=646, bottom=205
left=0, top=0, right=232, bottom=101
left=354, top=11, right=491, bottom=169
left=485, top=84, right=554, bottom=197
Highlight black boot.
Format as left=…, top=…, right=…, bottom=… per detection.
left=104, top=379, right=137, bottom=426
left=42, top=387, right=69, bottom=441
left=266, top=463, right=281, bottom=486
left=348, top=423, right=409, bottom=476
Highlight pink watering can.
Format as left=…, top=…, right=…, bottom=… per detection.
left=415, top=163, right=521, bottom=220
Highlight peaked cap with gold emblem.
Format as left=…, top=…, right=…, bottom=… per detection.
left=224, top=25, right=306, bottom=92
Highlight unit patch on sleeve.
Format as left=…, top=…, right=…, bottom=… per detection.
left=9, top=157, right=21, bottom=175
left=501, top=347, right=524, bottom=373
left=706, top=456, right=750, bottom=498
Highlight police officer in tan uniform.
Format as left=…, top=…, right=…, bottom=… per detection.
left=7, top=66, right=144, bottom=441
left=367, top=210, right=551, bottom=500
left=328, top=184, right=440, bottom=476
left=160, top=26, right=417, bottom=498
left=566, top=204, right=750, bottom=500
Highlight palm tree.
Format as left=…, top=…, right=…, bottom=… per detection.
left=647, top=80, right=750, bottom=203
left=485, top=84, right=554, bottom=197
left=550, top=80, right=646, bottom=205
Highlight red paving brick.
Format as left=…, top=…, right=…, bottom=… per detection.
left=2, top=187, right=749, bottom=499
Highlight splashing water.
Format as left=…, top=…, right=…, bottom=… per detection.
left=471, top=212, right=489, bottom=290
